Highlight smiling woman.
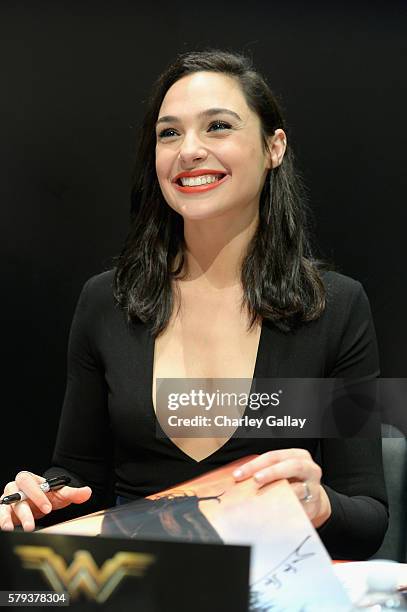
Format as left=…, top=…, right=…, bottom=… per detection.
left=114, top=53, right=324, bottom=337
left=155, top=71, right=286, bottom=222
left=0, top=50, right=388, bottom=562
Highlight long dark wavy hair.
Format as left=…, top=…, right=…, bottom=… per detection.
left=113, top=49, right=325, bottom=335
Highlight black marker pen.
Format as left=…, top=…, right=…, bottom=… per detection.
left=0, top=475, right=71, bottom=505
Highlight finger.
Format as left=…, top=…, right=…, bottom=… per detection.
left=49, top=486, right=92, bottom=510
left=70, top=487, right=92, bottom=504
left=3, top=481, right=36, bottom=532
left=291, top=481, right=315, bottom=504
left=14, top=471, right=51, bottom=515
left=233, top=449, right=312, bottom=481
left=0, top=487, right=15, bottom=531
left=252, top=459, right=321, bottom=487
left=290, top=481, right=319, bottom=520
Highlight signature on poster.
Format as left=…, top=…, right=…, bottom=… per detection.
left=250, top=535, right=316, bottom=611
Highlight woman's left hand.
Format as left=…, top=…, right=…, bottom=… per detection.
left=233, top=449, right=332, bottom=527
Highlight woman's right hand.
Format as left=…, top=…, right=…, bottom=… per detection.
left=0, top=471, right=92, bottom=532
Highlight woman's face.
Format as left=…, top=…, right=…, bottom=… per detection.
left=155, top=71, right=285, bottom=221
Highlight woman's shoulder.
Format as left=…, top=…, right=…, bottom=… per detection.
left=315, top=271, right=379, bottom=377
left=319, top=269, right=363, bottom=297
left=83, top=268, right=115, bottom=296
left=318, top=269, right=370, bottom=319
left=75, top=269, right=117, bottom=318
left=72, top=268, right=132, bottom=340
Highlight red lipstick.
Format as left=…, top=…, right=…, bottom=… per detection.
left=172, top=169, right=229, bottom=194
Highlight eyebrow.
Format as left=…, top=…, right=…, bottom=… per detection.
left=155, top=107, right=242, bottom=127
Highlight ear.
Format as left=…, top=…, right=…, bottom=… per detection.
left=265, top=129, right=287, bottom=169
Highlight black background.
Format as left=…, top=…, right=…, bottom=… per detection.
left=1, top=1, right=406, bottom=485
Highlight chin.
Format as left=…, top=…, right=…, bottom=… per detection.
left=176, top=203, right=233, bottom=222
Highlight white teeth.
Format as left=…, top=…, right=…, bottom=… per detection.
left=179, top=174, right=223, bottom=187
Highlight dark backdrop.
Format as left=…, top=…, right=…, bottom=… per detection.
left=1, top=1, right=406, bottom=486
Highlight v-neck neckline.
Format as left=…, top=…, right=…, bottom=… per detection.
left=146, top=319, right=268, bottom=465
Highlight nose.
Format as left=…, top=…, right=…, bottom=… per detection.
left=178, top=131, right=208, bottom=167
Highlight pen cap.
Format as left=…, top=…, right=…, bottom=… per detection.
left=45, top=476, right=71, bottom=488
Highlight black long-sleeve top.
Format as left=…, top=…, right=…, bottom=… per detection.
left=44, top=269, right=388, bottom=559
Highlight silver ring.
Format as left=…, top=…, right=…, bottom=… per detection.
left=301, top=481, right=313, bottom=503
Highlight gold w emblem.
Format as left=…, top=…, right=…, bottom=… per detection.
left=14, top=546, right=155, bottom=603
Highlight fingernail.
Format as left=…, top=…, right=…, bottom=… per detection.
left=42, top=504, right=51, bottom=514
left=23, top=521, right=33, bottom=531
left=254, top=472, right=265, bottom=483
left=233, top=469, right=244, bottom=479
left=1, top=522, right=13, bottom=531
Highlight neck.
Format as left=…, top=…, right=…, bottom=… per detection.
left=180, top=204, right=259, bottom=290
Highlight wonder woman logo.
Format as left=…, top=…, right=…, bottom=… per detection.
left=14, top=546, right=155, bottom=603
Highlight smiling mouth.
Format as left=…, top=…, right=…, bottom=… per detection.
left=175, top=173, right=226, bottom=186
left=173, top=173, right=229, bottom=193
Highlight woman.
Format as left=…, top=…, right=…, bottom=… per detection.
left=0, top=50, right=387, bottom=559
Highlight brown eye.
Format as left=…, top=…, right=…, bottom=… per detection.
left=208, top=120, right=232, bottom=132
left=158, top=128, right=178, bottom=138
